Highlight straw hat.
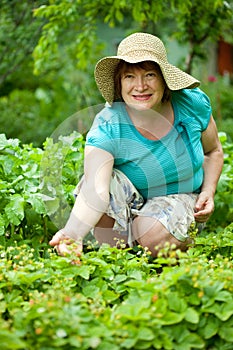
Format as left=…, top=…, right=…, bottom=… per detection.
left=94, top=32, right=200, bottom=104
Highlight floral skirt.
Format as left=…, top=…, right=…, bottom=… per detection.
left=74, top=169, right=201, bottom=247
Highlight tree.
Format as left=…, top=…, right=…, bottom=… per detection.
left=33, top=0, right=233, bottom=75
left=171, top=0, right=233, bottom=73
left=0, top=0, right=47, bottom=90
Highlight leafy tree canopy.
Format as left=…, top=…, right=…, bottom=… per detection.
left=33, top=0, right=233, bottom=74
left=0, top=0, right=47, bottom=89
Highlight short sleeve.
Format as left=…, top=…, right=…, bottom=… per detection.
left=85, top=109, right=117, bottom=156
left=172, top=88, right=212, bottom=132
left=190, top=88, right=212, bottom=131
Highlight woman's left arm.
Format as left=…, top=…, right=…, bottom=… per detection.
left=194, top=115, right=224, bottom=222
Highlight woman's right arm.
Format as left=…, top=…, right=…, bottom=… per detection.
left=49, top=146, right=114, bottom=254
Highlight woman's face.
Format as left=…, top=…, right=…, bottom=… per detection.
left=120, top=63, right=166, bottom=111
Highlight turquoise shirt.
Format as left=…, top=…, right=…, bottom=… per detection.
left=86, top=88, right=212, bottom=199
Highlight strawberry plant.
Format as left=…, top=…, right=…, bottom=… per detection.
left=0, top=224, right=233, bottom=350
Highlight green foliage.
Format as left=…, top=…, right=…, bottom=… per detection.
left=0, top=131, right=232, bottom=242
left=33, top=0, right=233, bottom=74
left=208, top=133, right=233, bottom=229
left=195, top=222, right=233, bottom=258
left=40, top=131, right=85, bottom=229
left=33, top=1, right=105, bottom=74
left=0, top=90, right=43, bottom=145
left=1, top=0, right=232, bottom=146
left=0, top=224, right=233, bottom=349
left=0, top=132, right=85, bottom=244
left=0, top=0, right=46, bottom=87
left=201, top=76, right=233, bottom=141
left=0, top=0, right=102, bottom=146
left=0, top=71, right=98, bottom=146
left=171, top=0, right=233, bottom=72
left=0, top=132, right=233, bottom=349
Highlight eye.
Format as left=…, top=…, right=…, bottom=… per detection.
left=122, top=72, right=134, bottom=79
left=146, top=72, right=157, bottom=78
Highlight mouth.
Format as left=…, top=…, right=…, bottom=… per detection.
left=132, top=94, right=152, bottom=101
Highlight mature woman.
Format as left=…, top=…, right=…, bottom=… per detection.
left=49, top=32, right=223, bottom=257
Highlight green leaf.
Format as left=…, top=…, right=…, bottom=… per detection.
left=0, top=330, right=26, bottom=349
left=114, top=274, right=127, bottom=284
left=115, top=303, right=151, bottom=321
left=215, top=290, right=233, bottom=302
left=127, top=268, right=143, bottom=280
left=167, top=292, right=187, bottom=313
left=5, top=194, right=24, bottom=225
left=219, top=324, right=233, bottom=342
left=76, top=265, right=92, bottom=280
left=0, top=214, right=5, bottom=236
left=218, top=131, right=227, bottom=143
left=26, top=194, right=46, bottom=214
left=102, top=290, right=119, bottom=303
left=137, top=327, right=155, bottom=341
left=185, top=307, right=199, bottom=324
left=97, top=341, right=119, bottom=350
left=121, top=337, right=137, bottom=349
left=200, top=315, right=219, bottom=339
left=0, top=134, right=8, bottom=149
left=216, top=302, right=233, bottom=321
left=17, top=271, right=48, bottom=285
left=43, top=196, right=60, bottom=215
left=82, top=285, right=100, bottom=298
left=160, top=311, right=184, bottom=325
left=178, top=333, right=205, bottom=349
left=204, top=283, right=225, bottom=298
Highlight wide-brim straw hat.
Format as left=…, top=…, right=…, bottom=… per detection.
left=94, top=32, right=200, bottom=104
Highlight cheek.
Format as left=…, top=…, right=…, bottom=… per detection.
left=154, top=81, right=166, bottom=96
left=121, top=81, right=131, bottom=98
left=121, top=80, right=130, bottom=91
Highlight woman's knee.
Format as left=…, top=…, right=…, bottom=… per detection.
left=132, top=216, right=191, bottom=256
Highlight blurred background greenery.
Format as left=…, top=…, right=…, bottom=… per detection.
left=0, top=0, right=232, bottom=146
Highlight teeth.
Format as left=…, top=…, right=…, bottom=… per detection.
left=134, top=95, right=150, bottom=100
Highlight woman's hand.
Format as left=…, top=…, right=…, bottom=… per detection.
left=49, top=230, right=83, bottom=257
left=194, top=191, right=215, bottom=223
left=194, top=116, right=223, bottom=223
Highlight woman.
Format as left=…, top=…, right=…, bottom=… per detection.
left=49, top=32, right=223, bottom=257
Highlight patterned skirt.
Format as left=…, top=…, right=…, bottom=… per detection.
left=74, top=169, right=202, bottom=246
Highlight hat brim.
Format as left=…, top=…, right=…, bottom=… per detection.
left=94, top=55, right=200, bottom=104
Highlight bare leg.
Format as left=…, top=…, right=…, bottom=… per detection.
left=132, top=216, right=192, bottom=258
left=94, top=214, right=128, bottom=247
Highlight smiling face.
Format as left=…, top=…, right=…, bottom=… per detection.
left=116, top=61, right=167, bottom=111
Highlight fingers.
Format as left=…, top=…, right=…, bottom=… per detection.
left=54, top=241, right=82, bottom=257
left=49, top=230, right=67, bottom=246
left=194, top=211, right=211, bottom=223
left=194, top=206, right=213, bottom=222
left=194, top=193, right=214, bottom=222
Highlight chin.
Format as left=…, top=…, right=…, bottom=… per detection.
left=128, top=102, right=152, bottom=111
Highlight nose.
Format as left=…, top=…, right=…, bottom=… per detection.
left=135, top=76, right=147, bottom=91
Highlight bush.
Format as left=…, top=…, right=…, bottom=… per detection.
left=0, top=68, right=100, bottom=146
left=0, top=132, right=85, bottom=244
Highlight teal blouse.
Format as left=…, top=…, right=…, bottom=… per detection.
left=86, top=88, right=212, bottom=199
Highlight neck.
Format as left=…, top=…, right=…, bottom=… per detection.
left=126, top=101, right=173, bottom=126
